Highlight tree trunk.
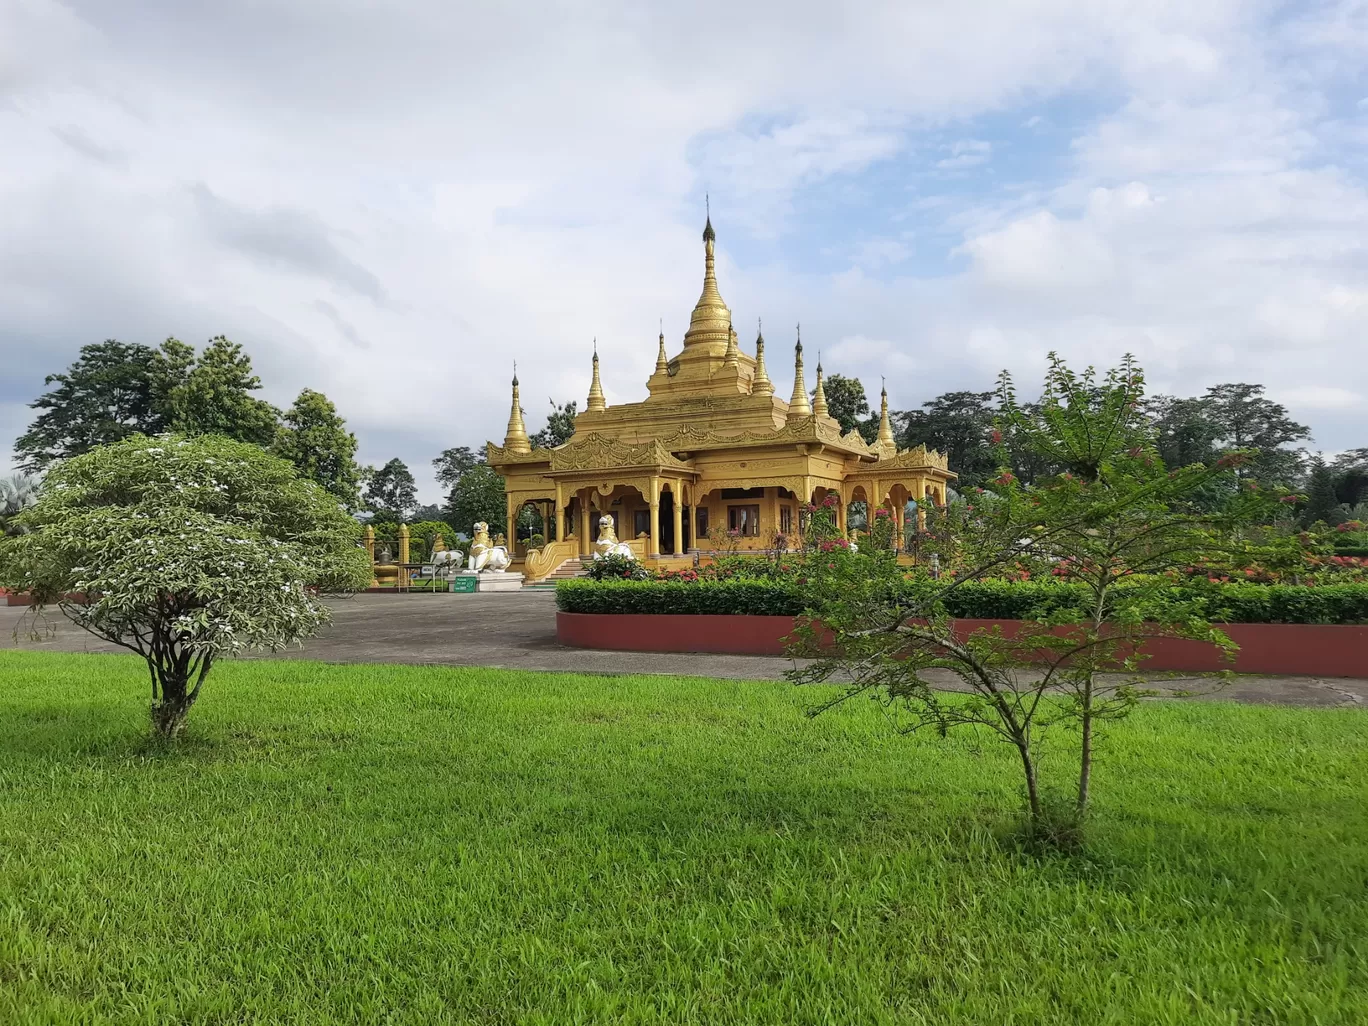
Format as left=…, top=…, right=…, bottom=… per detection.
left=150, top=669, right=196, bottom=737
left=1077, top=688, right=1093, bottom=816
left=1017, top=738, right=1042, bottom=823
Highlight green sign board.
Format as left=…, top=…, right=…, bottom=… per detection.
left=450, top=576, right=477, bottom=594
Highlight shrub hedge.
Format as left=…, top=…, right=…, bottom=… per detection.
left=555, top=578, right=1368, bottom=625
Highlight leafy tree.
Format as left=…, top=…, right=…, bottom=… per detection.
left=815, top=374, right=870, bottom=435
left=410, top=504, right=445, bottom=524
left=166, top=336, right=279, bottom=446
left=791, top=354, right=1272, bottom=840
left=529, top=400, right=579, bottom=449
left=0, top=434, right=370, bottom=736
left=1146, top=394, right=1222, bottom=470
left=0, top=473, right=40, bottom=537
left=272, top=389, right=361, bottom=509
left=14, top=341, right=170, bottom=472
left=1201, top=383, right=1309, bottom=486
left=896, top=391, right=999, bottom=489
left=1302, top=460, right=1346, bottom=527
left=1332, top=448, right=1368, bottom=509
left=433, top=446, right=482, bottom=490
left=444, top=462, right=507, bottom=537
left=364, top=458, right=418, bottom=520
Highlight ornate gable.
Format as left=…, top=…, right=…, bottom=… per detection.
left=549, top=433, right=692, bottom=473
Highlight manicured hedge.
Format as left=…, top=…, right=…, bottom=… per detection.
left=556, top=579, right=806, bottom=616
left=556, top=578, right=1368, bottom=625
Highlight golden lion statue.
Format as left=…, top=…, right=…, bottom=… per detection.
left=593, top=514, right=636, bottom=560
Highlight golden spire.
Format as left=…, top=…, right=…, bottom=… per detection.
left=586, top=340, right=607, bottom=412
left=812, top=354, right=829, bottom=418
left=683, top=198, right=731, bottom=348
left=503, top=365, right=530, bottom=454
left=752, top=318, right=773, bottom=396
left=877, top=377, right=896, bottom=447
left=724, top=319, right=739, bottom=367
left=787, top=324, right=811, bottom=421
left=654, top=319, right=667, bottom=375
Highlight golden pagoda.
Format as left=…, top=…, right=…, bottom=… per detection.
left=487, top=212, right=955, bottom=578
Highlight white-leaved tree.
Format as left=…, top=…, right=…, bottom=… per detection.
left=0, top=434, right=372, bottom=736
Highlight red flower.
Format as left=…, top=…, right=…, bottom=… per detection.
left=991, top=429, right=1003, bottom=444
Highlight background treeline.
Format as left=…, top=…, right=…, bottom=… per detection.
left=7, top=339, right=1366, bottom=550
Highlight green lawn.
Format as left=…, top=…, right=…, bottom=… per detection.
left=1, top=652, right=1365, bottom=1025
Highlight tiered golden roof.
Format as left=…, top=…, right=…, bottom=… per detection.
left=492, top=208, right=956, bottom=571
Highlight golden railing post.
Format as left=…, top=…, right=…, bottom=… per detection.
left=363, top=525, right=375, bottom=563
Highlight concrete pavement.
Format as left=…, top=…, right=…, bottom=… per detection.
left=3, top=591, right=1365, bottom=708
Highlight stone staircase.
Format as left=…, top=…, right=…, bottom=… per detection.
left=523, top=557, right=586, bottom=587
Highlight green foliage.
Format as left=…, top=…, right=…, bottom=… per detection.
left=271, top=388, right=361, bottom=510
left=0, top=434, right=370, bottom=735
left=557, top=578, right=805, bottom=615
left=1302, top=460, right=1347, bottom=527
left=364, top=458, right=418, bottom=520
left=15, top=336, right=289, bottom=473
left=794, top=353, right=1283, bottom=834
left=582, top=553, right=650, bottom=582
left=896, top=390, right=999, bottom=489
left=14, top=340, right=170, bottom=472
left=556, top=575, right=1368, bottom=624
left=4, top=652, right=1368, bottom=1022
left=405, top=519, right=457, bottom=560
left=162, top=336, right=280, bottom=446
left=443, top=461, right=506, bottom=537
left=529, top=399, right=579, bottom=449
left=0, top=473, right=40, bottom=537
left=815, top=373, right=869, bottom=434
left=432, top=445, right=482, bottom=489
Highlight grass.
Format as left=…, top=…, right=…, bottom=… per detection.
left=1, top=651, right=1366, bottom=1025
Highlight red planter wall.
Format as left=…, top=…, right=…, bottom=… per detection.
left=556, top=612, right=1368, bottom=677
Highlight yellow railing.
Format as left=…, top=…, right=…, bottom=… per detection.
left=524, top=538, right=580, bottom=581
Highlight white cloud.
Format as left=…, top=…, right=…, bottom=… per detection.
left=2, top=0, right=1367, bottom=500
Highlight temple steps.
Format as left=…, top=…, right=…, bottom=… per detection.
left=526, top=558, right=587, bottom=586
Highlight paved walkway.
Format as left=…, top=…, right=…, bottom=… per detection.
left=3, top=592, right=1366, bottom=708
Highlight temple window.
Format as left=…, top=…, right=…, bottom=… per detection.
left=728, top=504, right=761, bottom=537
left=633, top=509, right=651, bottom=538
left=780, top=506, right=793, bottom=535
left=696, top=508, right=709, bottom=537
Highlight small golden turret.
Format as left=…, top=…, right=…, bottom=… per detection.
left=724, top=320, right=739, bottom=368
left=504, top=367, right=531, bottom=454
left=878, top=378, right=896, bottom=447
left=813, top=356, right=829, bottom=418
left=787, top=326, right=811, bottom=422
left=654, top=323, right=668, bottom=376
left=586, top=341, right=607, bottom=412
left=752, top=319, right=773, bottom=396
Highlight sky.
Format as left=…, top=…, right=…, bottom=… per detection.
left=2, top=0, right=1366, bottom=503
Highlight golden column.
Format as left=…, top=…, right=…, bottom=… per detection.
left=505, top=496, right=517, bottom=556
left=649, top=476, right=661, bottom=558
left=363, top=524, right=375, bottom=563
left=671, top=486, right=684, bottom=557
left=578, top=489, right=591, bottom=558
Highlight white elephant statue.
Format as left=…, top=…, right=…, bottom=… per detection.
left=469, top=522, right=512, bottom=572
left=592, top=514, right=636, bottom=560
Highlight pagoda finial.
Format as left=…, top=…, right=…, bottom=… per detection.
left=877, top=375, right=896, bottom=447
left=724, top=318, right=739, bottom=367
left=503, top=365, right=530, bottom=454
left=586, top=340, right=606, bottom=412
left=787, top=325, right=811, bottom=421
left=813, top=353, right=829, bottom=418
left=703, top=193, right=714, bottom=242
left=654, top=321, right=668, bottom=375
left=752, top=317, right=773, bottom=396
left=684, top=198, right=731, bottom=348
